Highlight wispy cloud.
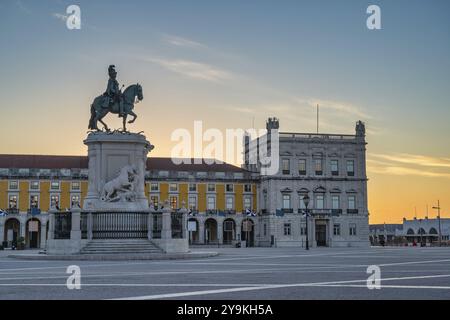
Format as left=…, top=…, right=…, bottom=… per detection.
left=368, top=165, right=450, bottom=179
left=52, top=12, right=68, bottom=22
left=162, top=34, right=207, bottom=49
left=368, top=152, right=450, bottom=179
left=295, top=97, right=371, bottom=119
left=370, top=153, right=450, bottom=168
left=142, top=57, right=233, bottom=82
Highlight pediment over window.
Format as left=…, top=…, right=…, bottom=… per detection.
left=313, top=186, right=326, bottom=193
left=330, top=187, right=341, bottom=193
left=280, top=187, right=293, bottom=193
left=312, top=152, right=324, bottom=158
left=297, top=188, right=310, bottom=194
left=328, top=152, right=340, bottom=158
left=346, top=189, right=357, bottom=194
left=344, top=153, right=356, bottom=158
left=296, top=152, right=308, bottom=157
left=280, top=151, right=293, bottom=156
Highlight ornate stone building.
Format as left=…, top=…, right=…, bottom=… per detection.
left=0, top=119, right=369, bottom=249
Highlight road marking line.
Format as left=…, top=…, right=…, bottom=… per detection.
left=110, top=273, right=450, bottom=300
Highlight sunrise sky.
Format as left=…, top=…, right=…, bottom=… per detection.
left=0, top=0, right=449, bottom=223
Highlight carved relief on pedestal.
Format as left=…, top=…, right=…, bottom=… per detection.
left=101, top=165, right=139, bottom=203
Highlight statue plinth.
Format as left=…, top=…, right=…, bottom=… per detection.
left=82, top=132, right=154, bottom=212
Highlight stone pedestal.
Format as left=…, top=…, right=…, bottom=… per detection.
left=83, top=132, right=153, bottom=212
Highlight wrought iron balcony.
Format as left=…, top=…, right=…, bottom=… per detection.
left=347, top=209, right=359, bottom=214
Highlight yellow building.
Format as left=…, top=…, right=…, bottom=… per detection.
left=0, top=155, right=258, bottom=248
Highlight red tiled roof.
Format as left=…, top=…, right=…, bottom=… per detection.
left=0, top=154, right=246, bottom=172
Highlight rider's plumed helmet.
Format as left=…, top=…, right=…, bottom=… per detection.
left=108, top=65, right=117, bottom=77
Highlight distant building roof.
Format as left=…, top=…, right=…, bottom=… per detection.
left=0, top=154, right=246, bottom=173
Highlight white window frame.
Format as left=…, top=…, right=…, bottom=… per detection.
left=207, top=183, right=216, bottom=192
left=243, top=196, right=252, bottom=210
left=30, top=194, right=40, bottom=209
left=71, top=181, right=81, bottom=191
left=169, top=183, right=178, bottom=192
left=50, top=181, right=60, bottom=191
left=226, top=196, right=234, bottom=210
left=282, top=194, right=291, bottom=209
left=332, top=195, right=340, bottom=209
left=207, top=196, right=216, bottom=210
left=8, top=180, right=19, bottom=191
left=348, top=195, right=356, bottom=210
left=315, top=194, right=324, bottom=209
left=29, top=180, right=40, bottom=191
left=8, top=193, right=19, bottom=209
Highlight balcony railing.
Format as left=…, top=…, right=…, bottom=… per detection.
left=6, top=208, right=19, bottom=214
left=347, top=209, right=359, bottom=214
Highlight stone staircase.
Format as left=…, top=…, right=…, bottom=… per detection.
left=79, top=239, right=163, bottom=255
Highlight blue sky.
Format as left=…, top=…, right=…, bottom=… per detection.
left=1, top=0, right=450, bottom=221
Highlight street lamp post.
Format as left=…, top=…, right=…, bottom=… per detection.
left=432, top=200, right=442, bottom=247
left=303, top=194, right=310, bottom=250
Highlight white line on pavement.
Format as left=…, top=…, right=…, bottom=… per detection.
left=110, top=273, right=450, bottom=300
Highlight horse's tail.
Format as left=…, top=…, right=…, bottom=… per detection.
left=88, top=103, right=96, bottom=129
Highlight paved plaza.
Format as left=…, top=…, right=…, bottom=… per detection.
left=1, top=247, right=450, bottom=300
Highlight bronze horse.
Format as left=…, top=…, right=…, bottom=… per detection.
left=88, top=83, right=143, bottom=132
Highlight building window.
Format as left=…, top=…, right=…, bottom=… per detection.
left=244, top=184, right=252, bottom=192
left=299, top=194, right=307, bottom=209
left=314, top=159, right=323, bottom=175
left=9, top=195, right=18, bottom=209
left=226, top=184, right=234, bottom=192
left=150, top=183, right=159, bottom=191
left=169, top=183, right=178, bottom=192
left=284, top=223, right=291, bottom=236
left=30, top=195, right=39, bottom=209
left=348, top=195, right=356, bottom=210
left=50, top=195, right=59, bottom=208
left=170, top=196, right=178, bottom=209
left=244, top=196, right=252, bottom=210
left=9, top=181, right=18, bottom=190
left=347, top=160, right=355, bottom=176
left=349, top=223, right=357, bottom=236
left=333, top=224, right=341, bottom=236
left=331, top=160, right=339, bottom=176
left=71, top=195, right=80, bottom=208
left=30, top=181, right=39, bottom=190
left=282, top=159, right=290, bottom=175
left=332, top=195, right=340, bottom=209
left=282, top=194, right=291, bottom=209
left=315, top=194, right=324, bottom=209
left=297, top=159, right=306, bottom=175
left=226, top=196, right=234, bottom=210
left=150, top=196, right=159, bottom=207
left=300, top=223, right=306, bottom=235
left=189, top=183, right=197, bottom=192
left=207, top=196, right=216, bottom=210
left=207, top=184, right=216, bottom=192
left=50, top=181, right=60, bottom=191
left=188, top=196, right=197, bottom=211
left=263, top=224, right=267, bottom=236
left=71, top=181, right=80, bottom=191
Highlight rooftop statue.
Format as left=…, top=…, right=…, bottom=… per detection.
left=88, top=65, right=143, bottom=132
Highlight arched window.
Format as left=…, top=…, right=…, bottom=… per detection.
left=406, top=228, right=414, bottom=235
left=418, top=228, right=426, bottom=235
left=429, top=228, right=438, bottom=235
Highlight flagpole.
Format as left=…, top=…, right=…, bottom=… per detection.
left=316, top=104, right=319, bottom=134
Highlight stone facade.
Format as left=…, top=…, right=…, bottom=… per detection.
left=244, top=118, right=370, bottom=247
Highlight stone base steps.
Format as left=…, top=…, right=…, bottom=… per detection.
left=80, top=239, right=163, bottom=254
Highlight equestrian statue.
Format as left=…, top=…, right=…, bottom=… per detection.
left=88, top=65, right=143, bottom=132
